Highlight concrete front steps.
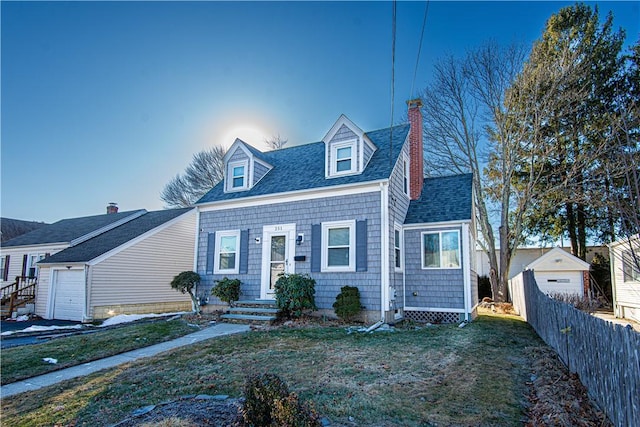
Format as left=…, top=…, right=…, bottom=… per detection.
left=220, top=300, right=279, bottom=324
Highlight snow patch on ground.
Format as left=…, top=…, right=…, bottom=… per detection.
left=98, top=312, right=188, bottom=327
left=1, top=324, right=84, bottom=336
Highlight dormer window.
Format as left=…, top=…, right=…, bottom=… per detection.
left=323, top=115, right=377, bottom=179
left=228, top=160, right=249, bottom=191
left=330, top=141, right=356, bottom=176
left=232, top=165, right=245, bottom=188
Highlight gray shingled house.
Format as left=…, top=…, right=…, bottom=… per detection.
left=1, top=207, right=195, bottom=321
left=195, top=100, right=478, bottom=323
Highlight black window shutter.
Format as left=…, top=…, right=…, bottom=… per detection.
left=205, top=233, right=215, bottom=274
left=21, top=254, right=28, bottom=277
left=311, top=224, right=321, bottom=272
left=356, top=219, right=368, bottom=272
left=3, top=255, right=9, bottom=281
left=239, top=230, right=249, bottom=274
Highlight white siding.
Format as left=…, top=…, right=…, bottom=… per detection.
left=87, top=213, right=195, bottom=319
left=610, top=238, right=640, bottom=322
left=0, top=244, right=67, bottom=286
left=534, top=271, right=583, bottom=296
left=35, top=266, right=52, bottom=317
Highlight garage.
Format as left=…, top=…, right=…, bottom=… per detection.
left=52, top=269, right=85, bottom=321
left=525, top=247, right=590, bottom=298
left=534, top=271, right=583, bottom=295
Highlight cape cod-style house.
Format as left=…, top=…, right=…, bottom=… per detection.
left=195, top=100, right=478, bottom=323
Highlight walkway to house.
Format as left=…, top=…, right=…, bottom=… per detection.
left=0, top=323, right=250, bottom=399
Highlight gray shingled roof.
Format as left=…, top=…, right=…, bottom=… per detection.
left=404, top=174, right=473, bottom=224
left=1, top=210, right=145, bottom=248
left=196, top=124, right=411, bottom=204
left=40, top=208, right=193, bottom=264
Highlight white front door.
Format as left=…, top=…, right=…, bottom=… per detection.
left=261, top=224, right=296, bottom=299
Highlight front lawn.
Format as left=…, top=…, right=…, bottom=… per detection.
left=1, top=319, right=198, bottom=385
left=2, top=314, right=543, bottom=426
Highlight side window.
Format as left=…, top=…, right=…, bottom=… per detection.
left=1, top=256, right=8, bottom=281
left=214, top=230, right=241, bottom=274
left=622, top=250, right=640, bottom=282
left=403, top=155, right=410, bottom=196
left=422, top=231, right=461, bottom=269
left=26, top=254, right=46, bottom=277
left=394, top=226, right=402, bottom=270
left=322, top=220, right=355, bottom=272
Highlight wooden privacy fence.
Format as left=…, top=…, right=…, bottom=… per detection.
left=509, top=270, right=640, bottom=427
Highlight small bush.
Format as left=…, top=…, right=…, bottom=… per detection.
left=274, top=274, right=317, bottom=318
left=272, top=392, right=321, bottom=427
left=241, top=373, right=320, bottom=427
left=211, top=277, right=241, bottom=306
left=170, top=271, right=201, bottom=314
left=333, top=285, right=362, bottom=322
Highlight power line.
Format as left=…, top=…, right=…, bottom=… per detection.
left=410, top=0, right=431, bottom=99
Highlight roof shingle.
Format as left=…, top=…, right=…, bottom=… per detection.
left=1, top=210, right=145, bottom=248
left=404, top=174, right=473, bottom=224
left=196, top=124, right=411, bottom=204
left=40, top=208, right=193, bottom=264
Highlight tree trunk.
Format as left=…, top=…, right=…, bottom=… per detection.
left=577, top=202, right=587, bottom=260
left=566, top=202, right=579, bottom=256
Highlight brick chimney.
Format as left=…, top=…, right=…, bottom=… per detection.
left=407, top=99, right=424, bottom=200
left=106, top=202, right=118, bottom=214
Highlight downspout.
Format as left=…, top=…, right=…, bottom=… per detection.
left=462, top=223, right=471, bottom=322
left=380, top=182, right=390, bottom=321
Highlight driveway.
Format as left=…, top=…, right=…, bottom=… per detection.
left=1, top=318, right=84, bottom=349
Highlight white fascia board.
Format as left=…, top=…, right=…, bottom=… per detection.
left=223, top=139, right=259, bottom=163
left=402, top=220, right=472, bottom=231
left=70, top=209, right=147, bottom=247
left=197, top=180, right=387, bottom=212
left=42, top=262, right=86, bottom=267
left=322, top=114, right=365, bottom=143
left=1, top=243, right=69, bottom=254
left=86, top=209, right=196, bottom=266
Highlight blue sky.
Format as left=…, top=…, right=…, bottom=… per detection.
left=2, top=1, right=638, bottom=223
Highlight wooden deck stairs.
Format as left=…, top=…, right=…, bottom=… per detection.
left=220, top=300, right=279, bottom=324
left=1, top=276, right=37, bottom=319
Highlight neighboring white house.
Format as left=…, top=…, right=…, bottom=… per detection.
left=476, top=246, right=607, bottom=280
left=525, top=247, right=591, bottom=297
left=609, top=235, right=640, bottom=323
left=37, top=208, right=196, bottom=322
left=2, top=206, right=196, bottom=322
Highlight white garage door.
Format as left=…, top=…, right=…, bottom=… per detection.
left=53, top=269, right=85, bottom=321
left=534, top=271, right=583, bottom=297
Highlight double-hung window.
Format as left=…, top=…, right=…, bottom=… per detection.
left=214, top=230, right=241, bottom=274
left=228, top=161, right=248, bottom=191
left=1, top=256, right=8, bottom=281
left=330, top=141, right=356, bottom=176
left=622, top=250, right=640, bottom=282
left=422, top=230, right=461, bottom=269
left=402, top=155, right=410, bottom=196
left=394, top=226, right=402, bottom=271
left=27, top=253, right=46, bottom=277
left=322, top=220, right=355, bottom=272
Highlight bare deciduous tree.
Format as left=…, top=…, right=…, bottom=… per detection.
left=161, top=146, right=227, bottom=208
left=264, top=133, right=288, bottom=150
